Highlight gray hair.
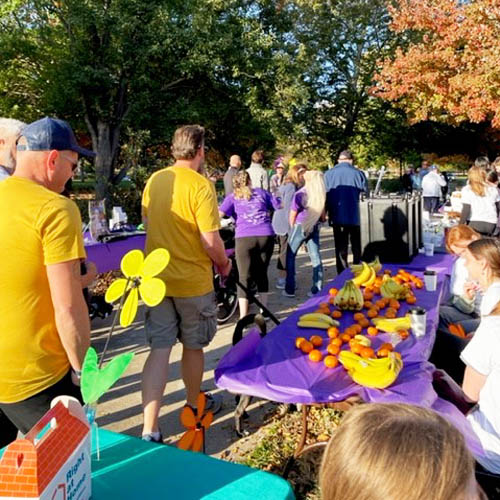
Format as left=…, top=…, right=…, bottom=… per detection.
left=0, top=118, right=26, bottom=170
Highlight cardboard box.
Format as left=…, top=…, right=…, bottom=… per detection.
left=0, top=398, right=91, bottom=500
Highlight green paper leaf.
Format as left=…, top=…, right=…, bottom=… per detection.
left=81, top=347, right=134, bottom=404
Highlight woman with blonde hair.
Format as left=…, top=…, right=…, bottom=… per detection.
left=219, top=170, right=280, bottom=318
left=460, top=237, right=500, bottom=473
left=319, top=403, right=483, bottom=500
left=460, top=165, right=500, bottom=236
left=283, top=170, right=326, bottom=298
left=271, top=163, right=307, bottom=289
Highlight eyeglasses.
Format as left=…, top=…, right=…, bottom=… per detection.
left=60, top=153, right=79, bottom=172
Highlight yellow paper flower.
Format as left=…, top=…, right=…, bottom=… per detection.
left=105, top=248, right=170, bottom=327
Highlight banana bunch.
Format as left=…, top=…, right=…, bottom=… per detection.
left=333, top=280, right=364, bottom=311
left=372, top=315, right=411, bottom=332
left=339, top=350, right=403, bottom=389
left=380, top=276, right=408, bottom=299
left=297, top=313, right=340, bottom=329
left=350, top=257, right=381, bottom=287
left=353, top=334, right=371, bottom=346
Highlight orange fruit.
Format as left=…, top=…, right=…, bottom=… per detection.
left=414, top=279, right=423, bottom=289
left=310, top=335, right=323, bottom=347
left=406, top=295, right=417, bottom=304
left=377, top=348, right=391, bottom=357
left=328, top=296, right=336, bottom=304
left=332, top=310, right=342, bottom=319
left=360, top=346, right=375, bottom=359
left=375, top=300, right=385, bottom=309
left=373, top=286, right=381, bottom=295
left=344, top=326, right=356, bottom=336
left=367, top=326, right=378, bottom=336
left=301, top=340, right=314, bottom=353
left=353, top=312, right=365, bottom=322
left=351, top=324, right=362, bottom=334
left=328, top=288, right=338, bottom=296
left=386, top=307, right=396, bottom=315
left=379, top=342, right=394, bottom=352
left=399, top=329, right=410, bottom=340
left=324, top=355, right=339, bottom=368
left=331, top=337, right=343, bottom=347
left=327, top=326, right=340, bottom=339
left=358, top=318, right=370, bottom=328
left=295, top=337, right=307, bottom=349
left=363, top=301, right=373, bottom=309
left=389, top=299, right=400, bottom=310
left=363, top=291, right=374, bottom=300
left=351, top=343, right=363, bottom=355
left=327, top=343, right=340, bottom=356
left=308, top=349, right=323, bottom=362
left=385, top=310, right=397, bottom=319
left=341, top=333, right=352, bottom=343
left=320, top=302, right=329, bottom=309
left=367, top=308, right=378, bottom=318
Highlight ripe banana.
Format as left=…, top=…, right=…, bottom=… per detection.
left=339, top=351, right=403, bottom=389
left=363, top=267, right=376, bottom=287
left=352, top=262, right=371, bottom=286
left=372, top=315, right=411, bottom=332
left=353, top=334, right=371, bottom=347
left=299, top=313, right=339, bottom=327
left=380, top=276, right=408, bottom=299
left=334, top=280, right=364, bottom=311
left=297, top=320, right=330, bottom=329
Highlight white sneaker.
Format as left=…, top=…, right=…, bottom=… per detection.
left=282, top=290, right=295, bottom=298
left=276, top=278, right=286, bottom=289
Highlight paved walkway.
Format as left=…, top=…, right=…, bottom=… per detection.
left=93, top=226, right=340, bottom=456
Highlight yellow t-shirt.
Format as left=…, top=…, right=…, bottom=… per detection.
left=0, top=177, right=86, bottom=403
left=142, top=166, right=221, bottom=297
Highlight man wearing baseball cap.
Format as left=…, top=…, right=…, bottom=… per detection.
left=0, top=117, right=95, bottom=445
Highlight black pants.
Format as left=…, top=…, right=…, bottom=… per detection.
left=332, top=224, right=361, bottom=274
left=429, top=331, right=470, bottom=385
left=0, top=370, right=82, bottom=446
left=235, top=236, right=275, bottom=299
left=468, top=221, right=497, bottom=236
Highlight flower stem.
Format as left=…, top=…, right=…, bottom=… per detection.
left=98, top=277, right=132, bottom=369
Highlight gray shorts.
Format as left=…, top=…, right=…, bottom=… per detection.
left=144, top=291, right=218, bottom=350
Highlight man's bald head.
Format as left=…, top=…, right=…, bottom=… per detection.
left=229, top=155, right=241, bottom=168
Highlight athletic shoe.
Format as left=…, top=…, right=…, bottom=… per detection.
left=282, top=290, right=295, bottom=298
left=204, top=392, right=223, bottom=415
left=142, top=432, right=163, bottom=444
left=275, top=278, right=286, bottom=289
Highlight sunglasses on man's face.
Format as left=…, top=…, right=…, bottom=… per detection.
left=60, top=153, right=79, bottom=172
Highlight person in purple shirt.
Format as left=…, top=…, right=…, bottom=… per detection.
left=283, top=170, right=326, bottom=298
left=219, top=171, right=281, bottom=318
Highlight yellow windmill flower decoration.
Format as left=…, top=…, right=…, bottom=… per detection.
left=105, top=248, right=170, bottom=327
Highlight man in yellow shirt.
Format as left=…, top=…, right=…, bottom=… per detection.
left=0, top=117, right=94, bottom=446
left=141, top=125, right=231, bottom=442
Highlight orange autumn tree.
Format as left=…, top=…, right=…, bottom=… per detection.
left=373, top=0, right=500, bottom=128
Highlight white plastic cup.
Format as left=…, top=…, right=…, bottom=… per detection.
left=423, top=270, right=437, bottom=291
left=409, top=307, right=427, bottom=338
left=424, top=242, right=434, bottom=256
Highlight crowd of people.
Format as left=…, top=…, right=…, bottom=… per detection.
left=1, top=116, right=500, bottom=496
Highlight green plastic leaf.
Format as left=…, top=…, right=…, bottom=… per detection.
left=139, top=277, right=166, bottom=307
left=121, top=249, right=144, bottom=278
left=141, top=248, right=170, bottom=278
left=120, top=287, right=139, bottom=327
left=105, top=278, right=128, bottom=303
left=81, top=347, right=134, bottom=404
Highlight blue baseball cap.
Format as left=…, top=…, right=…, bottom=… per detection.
left=17, top=117, right=96, bottom=158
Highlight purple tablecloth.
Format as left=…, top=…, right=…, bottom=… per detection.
left=215, top=265, right=445, bottom=405
left=404, top=252, right=456, bottom=273
left=85, top=234, right=146, bottom=273
left=215, top=260, right=485, bottom=458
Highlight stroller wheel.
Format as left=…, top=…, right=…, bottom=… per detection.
left=217, top=285, right=238, bottom=324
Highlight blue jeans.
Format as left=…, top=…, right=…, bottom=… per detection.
left=285, top=224, right=323, bottom=294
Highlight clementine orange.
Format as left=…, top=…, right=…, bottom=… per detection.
left=327, top=326, right=340, bottom=339
left=324, top=355, right=339, bottom=368
left=295, top=337, right=307, bottom=349
left=308, top=349, right=323, bottom=362
left=328, top=288, right=338, bottom=296
left=327, top=343, right=340, bottom=356
left=367, top=326, right=378, bottom=336
left=310, top=335, right=323, bottom=347
left=360, top=346, right=375, bottom=359
left=332, top=310, right=342, bottom=319
left=331, top=337, right=343, bottom=347
left=300, top=340, right=314, bottom=354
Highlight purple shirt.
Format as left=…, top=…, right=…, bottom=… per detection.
left=291, top=188, right=308, bottom=225
left=220, top=188, right=280, bottom=238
